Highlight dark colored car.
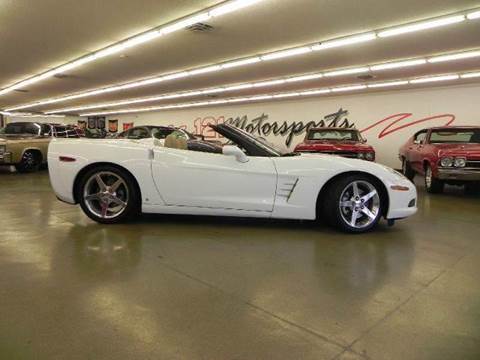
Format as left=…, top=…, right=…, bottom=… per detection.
left=399, top=126, right=480, bottom=193
left=294, top=127, right=375, bottom=161
left=116, top=125, right=222, bottom=153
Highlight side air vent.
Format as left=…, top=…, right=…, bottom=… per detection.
left=187, top=23, right=214, bottom=33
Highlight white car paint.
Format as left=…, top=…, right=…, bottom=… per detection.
left=48, top=138, right=417, bottom=221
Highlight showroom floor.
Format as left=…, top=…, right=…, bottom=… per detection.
left=0, top=169, right=479, bottom=360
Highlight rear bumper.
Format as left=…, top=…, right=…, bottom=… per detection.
left=437, top=168, right=480, bottom=181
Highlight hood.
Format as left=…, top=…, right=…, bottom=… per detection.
left=295, top=140, right=374, bottom=152
left=435, top=143, right=480, bottom=159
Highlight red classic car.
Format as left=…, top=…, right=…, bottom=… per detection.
left=399, top=126, right=480, bottom=193
left=294, top=127, right=375, bottom=161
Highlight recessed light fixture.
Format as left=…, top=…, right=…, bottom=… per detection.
left=377, top=15, right=465, bottom=38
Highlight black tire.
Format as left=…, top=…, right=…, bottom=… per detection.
left=401, top=158, right=415, bottom=181
left=77, top=165, right=140, bottom=224
left=424, top=164, right=444, bottom=194
left=465, top=182, right=480, bottom=195
left=15, top=150, right=41, bottom=173
left=322, top=174, right=384, bottom=233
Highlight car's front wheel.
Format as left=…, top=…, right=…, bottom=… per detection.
left=424, top=164, right=444, bottom=194
left=77, top=166, right=140, bottom=224
left=323, top=175, right=384, bottom=233
left=15, top=150, right=41, bottom=173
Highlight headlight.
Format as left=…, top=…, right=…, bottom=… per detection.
left=440, top=157, right=453, bottom=167
left=357, top=153, right=365, bottom=159
left=454, top=157, right=466, bottom=167
left=365, top=152, right=375, bottom=161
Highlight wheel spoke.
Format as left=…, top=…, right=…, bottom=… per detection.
left=110, top=196, right=127, bottom=207
left=361, top=207, right=376, bottom=220
left=100, top=200, right=109, bottom=218
left=352, top=182, right=360, bottom=198
left=110, top=179, right=123, bottom=192
left=95, top=174, right=107, bottom=191
left=350, top=209, right=359, bottom=226
left=85, top=193, right=101, bottom=201
left=340, top=200, right=354, bottom=208
left=361, top=190, right=377, bottom=202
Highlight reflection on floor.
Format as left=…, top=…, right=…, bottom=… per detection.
left=0, top=169, right=479, bottom=360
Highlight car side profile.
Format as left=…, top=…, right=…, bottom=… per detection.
left=48, top=123, right=417, bottom=233
left=294, top=127, right=376, bottom=161
left=399, top=126, right=480, bottom=193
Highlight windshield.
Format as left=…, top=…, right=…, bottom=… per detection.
left=224, top=125, right=286, bottom=156
left=430, top=129, right=480, bottom=144
left=307, top=129, right=361, bottom=141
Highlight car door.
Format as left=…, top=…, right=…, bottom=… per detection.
left=151, top=147, right=277, bottom=212
left=408, top=130, right=427, bottom=172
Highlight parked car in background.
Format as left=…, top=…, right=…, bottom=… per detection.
left=294, top=127, right=375, bottom=161
left=399, top=126, right=480, bottom=193
left=0, top=122, right=79, bottom=172
left=116, top=125, right=223, bottom=153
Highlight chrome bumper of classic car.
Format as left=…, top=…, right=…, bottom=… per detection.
left=0, top=152, right=12, bottom=164
left=437, top=168, right=480, bottom=181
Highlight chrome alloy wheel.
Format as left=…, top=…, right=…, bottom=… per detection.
left=83, top=171, right=129, bottom=219
left=339, top=180, right=380, bottom=229
left=425, top=166, right=432, bottom=188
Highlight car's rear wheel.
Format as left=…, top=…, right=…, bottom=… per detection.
left=323, top=175, right=384, bottom=233
left=402, top=158, right=415, bottom=181
left=78, top=166, right=140, bottom=224
left=15, top=150, right=41, bottom=173
left=424, top=164, right=444, bottom=194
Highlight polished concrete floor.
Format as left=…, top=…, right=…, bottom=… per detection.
left=0, top=168, right=479, bottom=360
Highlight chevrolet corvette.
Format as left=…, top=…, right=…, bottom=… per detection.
left=48, top=123, right=417, bottom=233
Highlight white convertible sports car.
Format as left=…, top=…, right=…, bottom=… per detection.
left=48, top=123, right=417, bottom=233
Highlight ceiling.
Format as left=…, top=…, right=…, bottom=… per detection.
left=1, top=0, right=480, bottom=115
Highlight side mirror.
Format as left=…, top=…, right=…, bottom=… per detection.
left=223, top=145, right=249, bottom=163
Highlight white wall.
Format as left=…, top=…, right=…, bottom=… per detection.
left=85, top=83, right=478, bottom=168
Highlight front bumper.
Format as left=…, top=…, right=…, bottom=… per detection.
left=0, top=152, right=12, bottom=164
left=437, top=168, right=480, bottom=181
left=386, top=180, right=418, bottom=220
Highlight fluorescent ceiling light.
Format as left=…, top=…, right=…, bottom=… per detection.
left=300, top=89, right=331, bottom=96
left=331, top=85, right=367, bottom=92
left=273, top=92, right=301, bottom=98
left=0, top=0, right=264, bottom=97
left=461, top=72, right=480, bottom=79
left=221, top=57, right=261, bottom=68
left=367, top=81, right=409, bottom=88
left=312, top=33, right=377, bottom=51
left=209, top=0, right=262, bottom=17
left=260, top=46, right=312, bottom=61
left=467, top=10, right=480, bottom=20
left=188, top=65, right=222, bottom=75
left=253, top=79, right=286, bottom=87
left=409, top=74, right=459, bottom=84
left=370, top=59, right=427, bottom=71
left=286, top=73, right=323, bottom=82
left=324, top=67, right=370, bottom=77
left=378, top=15, right=465, bottom=37
left=428, top=50, right=480, bottom=63
left=224, top=83, right=254, bottom=91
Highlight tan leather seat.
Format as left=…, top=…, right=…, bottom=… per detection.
left=164, top=132, right=188, bottom=150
